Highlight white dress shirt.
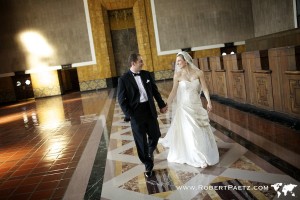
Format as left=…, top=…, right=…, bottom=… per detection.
left=131, top=72, right=148, bottom=102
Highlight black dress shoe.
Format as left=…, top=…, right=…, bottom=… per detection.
left=144, top=170, right=153, bottom=178
left=149, top=153, right=154, bottom=161
left=124, top=116, right=130, bottom=122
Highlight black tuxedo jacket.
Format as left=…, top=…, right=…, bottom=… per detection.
left=117, top=70, right=166, bottom=119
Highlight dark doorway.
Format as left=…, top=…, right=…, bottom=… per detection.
left=220, top=43, right=237, bottom=56
left=12, top=73, right=34, bottom=101
left=109, top=9, right=139, bottom=77
left=58, top=68, right=80, bottom=94
left=111, top=28, right=138, bottom=76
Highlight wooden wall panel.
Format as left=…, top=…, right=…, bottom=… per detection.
left=223, top=54, right=246, bottom=103
left=197, top=44, right=300, bottom=120
left=192, top=58, right=199, bottom=69
left=203, top=72, right=213, bottom=95
left=209, top=56, right=227, bottom=96
left=199, top=57, right=213, bottom=94
left=199, top=58, right=210, bottom=71
left=207, top=46, right=299, bottom=119
left=242, top=52, right=257, bottom=104
left=253, top=71, right=274, bottom=110
left=245, top=49, right=274, bottom=110
left=269, top=46, right=297, bottom=112
left=231, top=72, right=246, bottom=103
left=283, top=71, right=300, bottom=117
left=214, top=72, right=228, bottom=98
left=223, top=55, right=233, bottom=99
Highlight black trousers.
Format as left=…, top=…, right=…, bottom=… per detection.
left=130, top=102, right=161, bottom=171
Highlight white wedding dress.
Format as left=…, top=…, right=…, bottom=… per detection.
left=159, top=79, right=219, bottom=168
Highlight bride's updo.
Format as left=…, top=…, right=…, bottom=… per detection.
left=177, top=51, right=192, bottom=64
left=175, top=51, right=199, bottom=72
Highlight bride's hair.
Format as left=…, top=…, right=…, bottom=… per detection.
left=175, top=51, right=199, bottom=72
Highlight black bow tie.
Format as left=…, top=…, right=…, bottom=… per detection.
left=132, top=72, right=140, bottom=76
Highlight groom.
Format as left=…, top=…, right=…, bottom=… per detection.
left=117, top=53, right=167, bottom=177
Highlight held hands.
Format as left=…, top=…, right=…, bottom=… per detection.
left=160, top=105, right=168, bottom=113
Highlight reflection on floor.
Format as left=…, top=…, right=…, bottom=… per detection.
left=0, top=91, right=113, bottom=200
left=102, top=96, right=299, bottom=200
left=0, top=80, right=299, bottom=200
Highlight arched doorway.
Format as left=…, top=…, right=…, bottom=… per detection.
left=58, top=68, right=80, bottom=94
left=109, top=9, right=139, bottom=77
left=12, top=72, right=34, bottom=101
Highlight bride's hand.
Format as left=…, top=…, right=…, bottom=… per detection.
left=160, top=106, right=168, bottom=113
left=207, top=103, right=212, bottom=113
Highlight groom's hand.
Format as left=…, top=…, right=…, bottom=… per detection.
left=160, top=106, right=168, bottom=113
left=124, top=116, right=130, bottom=122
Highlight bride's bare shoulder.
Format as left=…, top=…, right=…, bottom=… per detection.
left=174, top=71, right=182, bottom=77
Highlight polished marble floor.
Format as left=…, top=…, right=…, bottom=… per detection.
left=0, top=80, right=299, bottom=200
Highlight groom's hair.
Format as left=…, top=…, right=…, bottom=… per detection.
left=128, top=53, right=140, bottom=66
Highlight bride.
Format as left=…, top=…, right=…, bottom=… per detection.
left=159, top=51, right=219, bottom=168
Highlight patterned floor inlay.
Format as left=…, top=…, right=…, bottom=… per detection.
left=212, top=179, right=260, bottom=200
left=230, top=156, right=265, bottom=172
left=120, top=140, right=132, bottom=146
left=145, top=169, right=178, bottom=194
left=217, top=147, right=230, bottom=157
left=120, top=131, right=132, bottom=136
left=101, top=93, right=299, bottom=199
left=119, top=162, right=138, bottom=174
left=211, top=177, right=277, bottom=200
left=122, top=147, right=136, bottom=156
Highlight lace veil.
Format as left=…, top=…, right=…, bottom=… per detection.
left=168, top=51, right=201, bottom=119
left=175, top=51, right=200, bottom=73
left=175, top=51, right=201, bottom=89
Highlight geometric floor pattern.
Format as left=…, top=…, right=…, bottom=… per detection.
left=0, top=81, right=299, bottom=200
left=101, top=102, right=299, bottom=200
